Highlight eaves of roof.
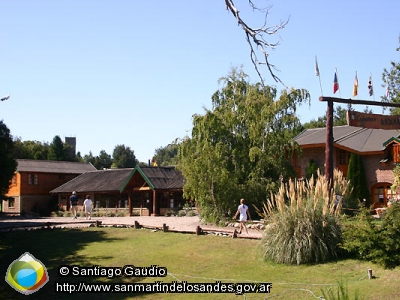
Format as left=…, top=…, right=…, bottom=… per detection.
left=120, top=165, right=154, bottom=193
left=294, top=125, right=400, bottom=154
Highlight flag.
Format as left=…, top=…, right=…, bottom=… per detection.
left=333, top=71, right=339, bottom=94
left=352, top=72, right=358, bottom=97
left=368, top=75, right=373, bottom=96
left=315, top=56, right=320, bottom=76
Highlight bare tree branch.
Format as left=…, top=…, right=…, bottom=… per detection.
left=225, top=0, right=289, bottom=86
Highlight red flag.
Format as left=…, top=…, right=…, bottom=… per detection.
left=333, top=71, right=339, bottom=94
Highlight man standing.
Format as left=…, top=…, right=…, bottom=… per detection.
left=233, top=198, right=251, bottom=234
left=70, top=191, right=79, bottom=219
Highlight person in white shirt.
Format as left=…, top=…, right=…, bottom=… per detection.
left=83, top=195, right=93, bottom=220
left=233, top=198, right=251, bottom=234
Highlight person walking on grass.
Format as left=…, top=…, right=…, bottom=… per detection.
left=70, top=191, right=79, bottom=219
left=233, top=198, right=251, bottom=234
left=83, top=195, right=93, bottom=220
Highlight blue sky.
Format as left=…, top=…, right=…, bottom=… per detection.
left=1, top=1, right=399, bottom=163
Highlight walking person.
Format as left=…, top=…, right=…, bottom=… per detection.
left=233, top=198, right=251, bottom=234
left=70, top=191, right=79, bottom=219
left=83, top=195, right=93, bottom=220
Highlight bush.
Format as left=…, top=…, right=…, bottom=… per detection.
left=341, top=203, right=400, bottom=269
left=186, top=210, right=197, bottom=217
left=257, top=169, right=347, bottom=265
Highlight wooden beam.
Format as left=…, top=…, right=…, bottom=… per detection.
left=319, top=96, right=400, bottom=108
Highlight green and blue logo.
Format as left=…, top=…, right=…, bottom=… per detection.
left=5, top=252, right=49, bottom=295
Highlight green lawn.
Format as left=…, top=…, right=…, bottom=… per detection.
left=1, top=227, right=399, bottom=299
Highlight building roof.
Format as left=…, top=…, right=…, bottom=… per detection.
left=50, top=165, right=184, bottom=194
left=16, top=159, right=96, bottom=174
left=294, top=125, right=400, bottom=154
left=126, top=166, right=185, bottom=190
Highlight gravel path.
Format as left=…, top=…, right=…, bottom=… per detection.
left=0, top=216, right=263, bottom=239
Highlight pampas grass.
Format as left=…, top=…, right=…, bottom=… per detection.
left=258, top=169, right=348, bottom=265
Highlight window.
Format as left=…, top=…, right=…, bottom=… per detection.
left=338, top=150, right=349, bottom=165
left=371, top=183, right=393, bottom=209
left=8, top=198, right=15, bottom=208
left=28, top=174, right=38, bottom=185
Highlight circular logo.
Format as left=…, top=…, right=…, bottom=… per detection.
left=5, top=252, right=49, bottom=295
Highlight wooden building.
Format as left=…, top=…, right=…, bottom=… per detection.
left=50, top=165, right=186, bottom=216
left=3, top=159, right=96, bottom=215
left=293, top=125, right=400, bottom=209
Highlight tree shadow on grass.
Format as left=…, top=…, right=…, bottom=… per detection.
left=0, top=228, right=151, bottom=300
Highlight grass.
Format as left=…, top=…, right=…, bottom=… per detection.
left=1, top=227, right=400, bottom=299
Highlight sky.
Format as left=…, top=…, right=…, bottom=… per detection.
left=1, top=0, right=399, bottom=163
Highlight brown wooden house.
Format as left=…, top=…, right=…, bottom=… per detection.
left=293, top=125, right=400, bottom=209
left=3, top=159, right=96, bottom=215
left=50, top=165, right=187, bottom=216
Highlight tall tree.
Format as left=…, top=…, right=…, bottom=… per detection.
left=95, top=150, right=113, bottom=170
left=112, top=145, right=136, bottom=168
left=0, top=121, right=17, bottom=200
left=382, top=38, right=400, bottom=115
left=48, top=135, right=65, bottom=161
left=153, top=141, right=180, bottom=166
left=178, top=68, right=309, bottom=222
left=347, top=153, right=370, bottom=206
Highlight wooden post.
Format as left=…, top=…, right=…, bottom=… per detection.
left=368, top=269, right=373, bottom=279
left=325, top=98, right=334, bottom=185
left=134, top=221, right=141, bottom=229
left=196, top=226, right=202, bottom=235
left=232, top=229, right=237, bottom=238
left=162, top=223, right=168, bottom=232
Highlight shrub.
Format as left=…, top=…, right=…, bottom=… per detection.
left=341, top=203, right=400, bottom=269
left=257, top=169, right=347, bottom=265
left=186, top=210, right=197, bottom=217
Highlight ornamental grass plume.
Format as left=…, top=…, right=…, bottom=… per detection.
left=258, top=169, right=348, bottom=265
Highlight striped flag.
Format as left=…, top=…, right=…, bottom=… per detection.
left=368, top=75, right=373, bottom=96
left=352, top=72, right=358, bottom=97
left=333, top=71, right=339, bottom=94
left=315, top=56, right=320, bottom=76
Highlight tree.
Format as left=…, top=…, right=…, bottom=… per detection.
left=83, top=151, right=96, bottom=167
left=112, top=145, right=136, bottom=168
left=178, top=68, right=309, bottom=222
left=382, top=38, right=400, bottom=115
left=153, top=141, right=180, bottom=166
left=303, top=105, right=350, bottom=129
left=95, top=150, right=113, bottom=170
left=346, top=153, right=370, bottom=206
left=224, top=0, right=288, bottom=85
left=0, top=121, right=17, bottom=200
left=48, top=135, right=65, bottom=161
left=13, top=138, right=50, bottom=160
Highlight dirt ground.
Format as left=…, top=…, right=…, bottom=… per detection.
left=0, top=215, right=263, bottom=239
